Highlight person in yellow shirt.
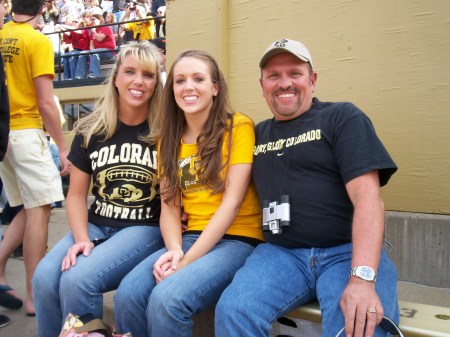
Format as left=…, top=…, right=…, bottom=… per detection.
left=114, top=50, right=264, bottom=337
left=0, top=0, right=70, bottom=317
left=120, top=3, right=155, bottom=41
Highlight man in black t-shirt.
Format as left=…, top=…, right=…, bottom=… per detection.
left=216, top=38, right=399, bottom=337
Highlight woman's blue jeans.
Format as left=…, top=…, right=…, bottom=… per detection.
left=215, top=243, right=399, bottom=337
left=63, top=49, right=81, bottom=80
left=75, top=48, right=115, bottom=79
left=32, top=223, right=163, bottom=337
left=114, top=234, right=255, bottom=337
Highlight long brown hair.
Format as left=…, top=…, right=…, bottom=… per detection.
left=159, top=50, right=233, bottom=204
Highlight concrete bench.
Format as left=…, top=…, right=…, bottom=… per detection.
left=188, top=300, right=450, bottom=337
left=275, top=300, right=450, bottom=337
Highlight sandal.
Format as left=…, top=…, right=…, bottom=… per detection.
left=0, top=284, right=23, bottom=309
left=0, top=314, right=10, bottom=328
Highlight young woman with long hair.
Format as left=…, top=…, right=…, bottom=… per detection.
left=114, top=50, right=264, bottom=337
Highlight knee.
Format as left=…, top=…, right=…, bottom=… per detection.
left=33, top=258, right=60, bottom=298
left=215, top=292, right=236, bottom=321
left=115, top=279, right=148, bottom=312
left=59, top=268, right=92, bottom=296
left=148, top=284, right=184, bottom=319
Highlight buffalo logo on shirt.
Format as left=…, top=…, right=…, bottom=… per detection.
left=178, top=155, right=205, bottom=193
left=96, top=164, right=157, bottom=206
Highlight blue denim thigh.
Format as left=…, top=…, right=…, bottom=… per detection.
left=34, top=223, right=105, bottom=337
left=215, top=243, right=317, bottom=337
left=114, top=245, right=168, bottom=337
left=316, top=244, right=399, bottom=337
left=115, top=235, right=198, bottom=337
left=148, top=235, right=255, bottom=337
left=33, top=224, right=162, bottom=337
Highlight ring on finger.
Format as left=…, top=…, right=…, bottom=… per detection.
left=367, top=307, right=377, bottom=314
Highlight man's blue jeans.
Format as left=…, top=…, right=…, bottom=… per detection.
left=215, top=243, right=399, bottom=337
left=33, top=224, right=163, bottom=337
left=114, top=234, right=255, bottom=337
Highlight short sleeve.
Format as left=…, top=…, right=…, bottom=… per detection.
left=228, top=114, right=255, bottom=166
left=67, top=133, right=93, bottom=174
left=31, top=35, right=55, bottom=79
left=332, top=104, right=397, bottom=186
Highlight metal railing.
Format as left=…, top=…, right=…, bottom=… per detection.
left=44, top=15, right=164, bottom=82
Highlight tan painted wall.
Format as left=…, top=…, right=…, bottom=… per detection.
left=166, top=0, right=450, bottom=214
left=56, top=85, right=107, bottom=102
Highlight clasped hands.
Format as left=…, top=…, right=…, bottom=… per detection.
left=153, top=249, right=185, bottom=283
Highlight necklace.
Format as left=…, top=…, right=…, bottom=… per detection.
left=12, top=15, right=37, bottom=24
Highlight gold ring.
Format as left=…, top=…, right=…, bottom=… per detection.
left=368, top=307, right=377, bottom=314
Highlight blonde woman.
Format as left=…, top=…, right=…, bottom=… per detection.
left=33, top=41, right=165, bottom=337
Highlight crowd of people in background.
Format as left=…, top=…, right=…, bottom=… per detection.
left=1, top=0, right=167, bottom=79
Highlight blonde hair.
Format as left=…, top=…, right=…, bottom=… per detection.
left=73, top=41, right=163, bottom=147
left=105, top=12, right=116, bottom=23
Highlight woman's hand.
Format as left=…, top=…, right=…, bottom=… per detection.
left=153, top=249, right=184, bottom=283
left=61, top=240, right=94, bottom=271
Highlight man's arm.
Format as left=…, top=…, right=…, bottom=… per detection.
left=34, top=75, right=70, bottom=175
left=341, top=170, right=385, bottom=337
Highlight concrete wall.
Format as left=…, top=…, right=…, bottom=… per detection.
left=166, top=0, right=450, bottom=215
left=385, top=211, right=450, bottom=288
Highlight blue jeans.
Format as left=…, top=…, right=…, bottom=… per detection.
left=47, top=141, right=62, bottom=207
left=33, top=224, right=163, bottom=337
left=76, top=49, right=115, bottom=78
left=215, top=243, right=399, bottom=337
left=74, top=50, right=90, bottom=79
left=114, top=234, right=255, bottom=337
left=63, top=49, right=82, bottom=80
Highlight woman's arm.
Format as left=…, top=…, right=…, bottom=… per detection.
left=153, top=178, right=184, bottom=282
left=61, top=165, right=92, bottom=270
left=159, top=179, right=183, bottom=251
left=169, top=162, right=252, bottom=275
left=92, top=28, right=107, bottom=42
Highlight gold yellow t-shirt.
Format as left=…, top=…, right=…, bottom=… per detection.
left=0, top=22, right=55, bottom=130
left=178, top=113, right=263, bottom=241
left=124, top=17, right=155, bottom=41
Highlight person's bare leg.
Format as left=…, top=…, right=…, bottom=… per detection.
left=0, top=208, right=26, bottom=298
left=23, top=205, right=51, bottom=315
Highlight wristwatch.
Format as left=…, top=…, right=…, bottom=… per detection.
left=91, top=237, right=108, bottom=247
left=350, top=266, right=377, bottom=283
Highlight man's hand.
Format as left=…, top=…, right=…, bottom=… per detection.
left=340, top=278, right=383, bottom=337
left=59, top=148, right=71, bottom=176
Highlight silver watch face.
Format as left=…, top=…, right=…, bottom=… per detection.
left=353, top=266, right=376, bottom=281
left=358, top=266, right=374, bottom=280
